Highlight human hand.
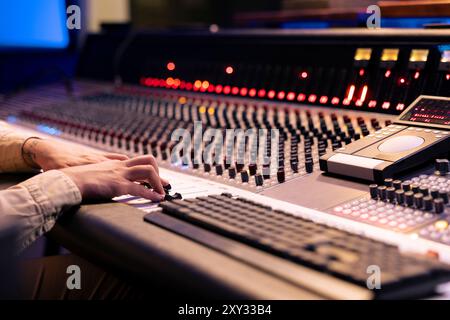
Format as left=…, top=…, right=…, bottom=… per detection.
left=60, top=155, right=169, bottom=201
left=22, top=138, right=128, bottom=171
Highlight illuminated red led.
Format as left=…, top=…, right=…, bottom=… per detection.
left=385, top=70, right=391, bottom=78
left=180, top=81, right=186, bottom=89
left=240, top=87, right=248, bottom=96
left=287, top=92, right=295, bottom=101
left=159, top=79, right=166, bottom=87
left=231, top=87, right=239, bottom=95
left=223, top=86, right=231, bottom=94
left=249, top=88, right=257, bottom=97
left=300, top=71, right=308, bottom=79
left=319, top=96, right=328, bottom=104
left=331, top=97, right=340, bottom=105
left=277, top=91, right=286, bottom=100
left=355, top=100, right=363, bottom=107
left=144, top=78, right=152, bottom=86
left=359, top=69, right=365, bottom=76
left=396, top=103, right=405, bottom=111
left=258, top=89, right=266, bottom=98
left=308, top=94, right=317, bottom=103
left=382, top=102, right=390, bottom=109
left=297, top=93, right=306, bottom=102
left=414, top=71, right=420, bottom=79
left=215, top=84, right=223, bottom=94
left=225, top=66, right=234, bottom=74
left=185, top=82, right=193, bottom=90
left=342, top=99, right=350, bottom=106
left=446, top=74, right=450, bottom=80
left=208, top=84, right=215, bottom=92
left=368, top=100, right=377, bottom=108
left=267, top=90, right=276, bottom=99
left=399, top=77, right=406, bottom=85
left=167, top=62, right=176, bottom=71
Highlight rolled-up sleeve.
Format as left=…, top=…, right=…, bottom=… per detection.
left=0, top=170, right=82, bottom=251
left=0, top=125, right=36, bottom=173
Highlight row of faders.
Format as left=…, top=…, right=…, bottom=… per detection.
left=330, top=159, right=449, bottom=233
left=13, top=89, right=390, bottom=191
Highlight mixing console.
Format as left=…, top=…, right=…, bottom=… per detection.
left=3, top=29, right=450, bottom=299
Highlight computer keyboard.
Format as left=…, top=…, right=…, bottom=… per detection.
left=145, top=193, right=450, bottom=299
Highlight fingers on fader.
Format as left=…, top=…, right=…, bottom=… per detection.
left=125, top=165, right=165, bottom=195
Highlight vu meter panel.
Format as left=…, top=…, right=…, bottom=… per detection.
left=99, top=31, right=450, bottom=115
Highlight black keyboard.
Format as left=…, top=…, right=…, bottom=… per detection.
left=145, top=193, right=450, bottom=299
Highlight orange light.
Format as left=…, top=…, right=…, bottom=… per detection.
left=267, top=90, right=276, bottom=99
left=382, top=102, right=390, bottom=109
left=368, top=100, right=377, bottom=108
left=297, top=93, right=306, bottom=102
left=231, top=87, right=239, bottom=95
left=277, top=91, right=285, bottom=100
left=240, top=87, right=248, bottom=96
left=346, top=85, right=356, bottom=102
left=319, top=96, right=328, bottom=104
left=414, top=71, right=420, bottom=79
left=194, top=80, right=202, bottom=90
left=258, top=89, right=266, bottom=98
left=359, top=85, right=368, bottom=103
left=249, top=88, right=257, bottom=97
left=331, top=97, right=340, bottom=105
left=308, top=94, right=317, bottom=103
left=225, top=66, right=234, bottom=74
left=287, top=92, right=295, bottom=101
left=166, top=77, right=174, bottom=86
left=385, top=70, right=391, bottom=78
left=201, top=80, right=210, bottom=90
left=167, top=62, right=176, bottom=71
left=300, top=71, right=308, bottom=79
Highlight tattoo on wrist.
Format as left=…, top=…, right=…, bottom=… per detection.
left=22, top=138, right=41, bottom=169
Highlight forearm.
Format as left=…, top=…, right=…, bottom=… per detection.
left=0, top=125, right=39, bottom=173
left=0, top=170, right=82, bottom=251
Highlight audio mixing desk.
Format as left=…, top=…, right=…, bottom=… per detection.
left=2, top=29, right=450, bottom=299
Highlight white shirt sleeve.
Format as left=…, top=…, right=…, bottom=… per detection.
left=0, top=170, right=82, bottom=251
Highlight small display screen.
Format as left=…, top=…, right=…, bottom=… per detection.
left=400, top=98, right=450, bottom=126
